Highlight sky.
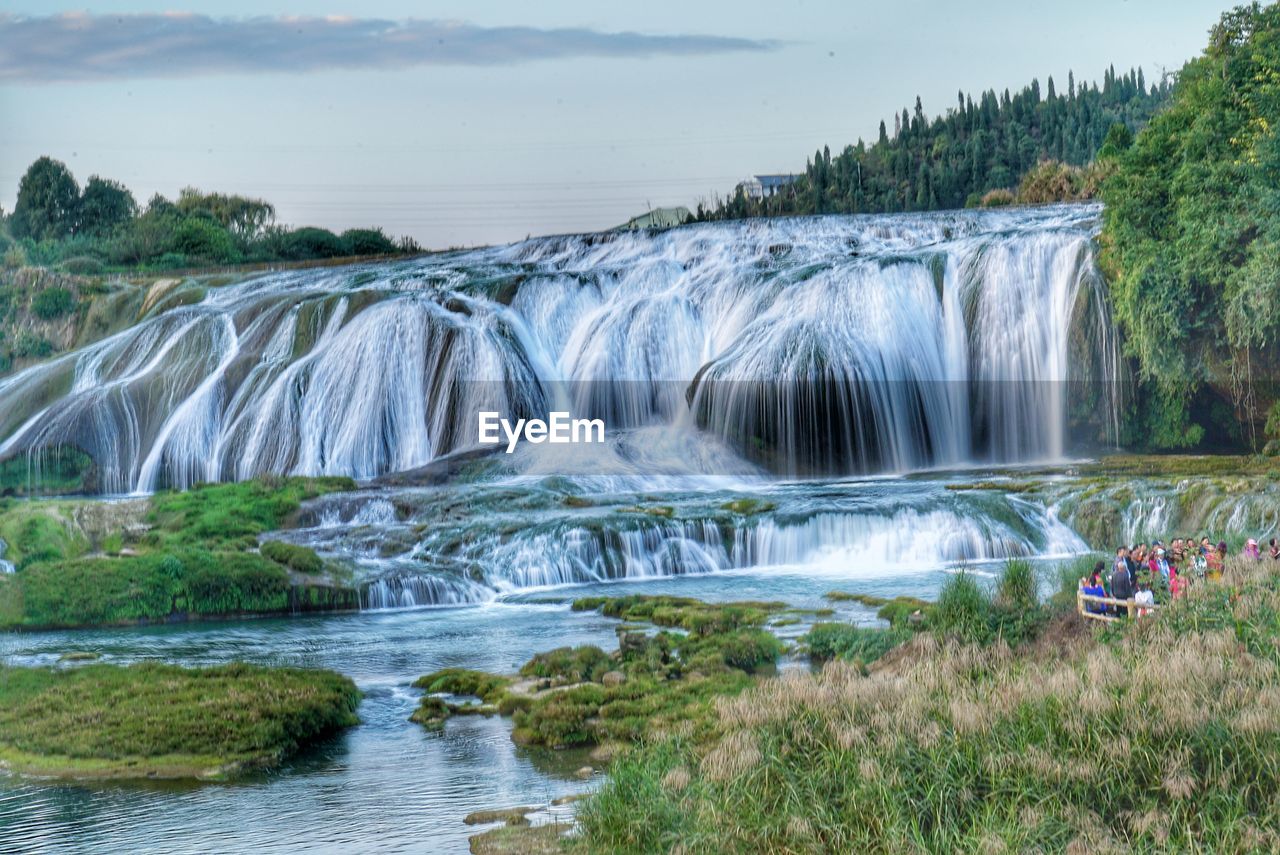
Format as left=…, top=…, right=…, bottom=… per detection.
left=0, top=2, right=1239, bottom=248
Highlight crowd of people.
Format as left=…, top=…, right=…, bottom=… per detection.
left=1080, top=536, right=1280, bottom=617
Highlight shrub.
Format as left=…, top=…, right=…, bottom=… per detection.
left=11, top=331, right=53, bottom=359
left=273, top=227, right=347, bottom=261
left=173, top=218, right=240, bottom=264
left=58, top=256, right=105, bottom=275
left=259, top=539, right=324, bottom=574
left=340, top=228, right=397, bottom=256
left=930, top=572, right=990, bottom=642
left=979, top=188, right=1015, bottom=207
left=717, top=629, right=784, bottom=672
left=413, top=668, right=510, bottom=703
left=1, top=245, right=26, bottom=269
left=805, top=623, right=907, bottom=664
left=31, top=286, right=76, bottom=320
left=520, top=645, right=612, bottom=683
left=995, top=558, right=1038, bottom=611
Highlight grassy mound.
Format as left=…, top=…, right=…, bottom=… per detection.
left=0, top=662, right=360, bottom=780
left=577, top=558, right=1280, bottom=852
left=0, top=476, right=356, bottom=629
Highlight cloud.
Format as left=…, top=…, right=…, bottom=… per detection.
left=0, top=12, right=777, bottom=82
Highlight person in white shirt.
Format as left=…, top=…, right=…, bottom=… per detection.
left=1134, top=578, right=1155, bottom=617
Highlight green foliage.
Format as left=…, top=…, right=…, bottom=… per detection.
left=2, top=159, right=416, bottom=272
left=340, top=228, right=397, bottom=256
left=173, top=218, right=240, bottom=264
left=0, top=662, right=359, bottom=779
left=10, top=331, right=53, bottom=359
left=702, top=65, right=1169, bottom=219
left=77, top=176, right=137, bottom=237
left=804, top=622, right=907, bottom=664
left=571, top=594, right=785, bottom=635
left=259, top=539, right=324, bottom=574
left=145, top=476, right=355, bottom=552
left=176, top=188, right=274, bottom=240
left=519, top=645, right=613, bottom=683
left=995, top=558, right=1038, bottom=611
left=930, top=571, right=991, bottom=642
left=1102, top=3, right=1280, bottom=448
left=30, top=286, right=76, bottom=320
left=579, top=560, right=1280, bottom=853
left=11, top=157, right=79, bottom=241
left=413, top=668, right=511, bottom=703
left=271, top=227, right=347, bottom=261
left=0, top=477, right=356, bottom=628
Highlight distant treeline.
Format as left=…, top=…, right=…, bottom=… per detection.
left=0, top=158, right=421, bottom=273
left=700, top=65, right=1172, bottom=219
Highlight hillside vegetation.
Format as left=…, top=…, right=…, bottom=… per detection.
left=703, top=64, right=1168, bottom=219
left=1101, top=2, right=1280, bottom=453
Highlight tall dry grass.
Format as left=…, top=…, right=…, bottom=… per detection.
left=578, top=556, right=1280, bottom=853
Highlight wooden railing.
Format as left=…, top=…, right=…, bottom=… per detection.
left=1076, top=586, right=1162, bottom=621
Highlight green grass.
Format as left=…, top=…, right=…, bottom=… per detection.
left=410, top=595, right=786, bottom=750
left=413, top=668, right=512, bottom=703
left=145, top=476, right=355, bottom=552
left=0, top=662, right=359, bottom=780
left=803, top=623, right=908, bottom=665
left=575, top=559, right=1280, bottom=852
left=260, top=539, right=324, bottom=574
left=0, top=476, right=356, bottom=629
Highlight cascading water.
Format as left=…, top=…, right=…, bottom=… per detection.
left=0, top=204, right=1117, bottom=608
left=0, top=204, right=1116, bottom=493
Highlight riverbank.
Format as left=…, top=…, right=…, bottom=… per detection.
left=0, top=661, right=359, bottom=780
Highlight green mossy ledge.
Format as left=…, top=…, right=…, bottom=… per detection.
left=410, top=595, right=788, bottom=750
left=0, top=662, right=360, bottom=781
left=0, top=476, right=360, bottom=630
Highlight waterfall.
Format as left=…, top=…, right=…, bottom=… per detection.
left=0, top=204, right=1117, bottom=493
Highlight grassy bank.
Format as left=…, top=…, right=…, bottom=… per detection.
left=0, top=476, right=358, bottom=630
left=0, top=661, right=359, bottom=780
left=574, top=558, right=1280, bottom=852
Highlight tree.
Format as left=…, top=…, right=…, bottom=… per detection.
left=176, top=188, right=275, bottom=240
left=11, top=157, right=79, bottom=241
left=1102, top=2, right=1280, bottom=449
left=78, top=176, right=137, bottom=236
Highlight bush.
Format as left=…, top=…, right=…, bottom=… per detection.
left=273, top=227, right=347, bottom=261
left=995, top=558, right=1038, bottom=611
left=259, top=539, right=324, bottom=574
left=519, top=645, right=612, bottom=683
left=173, top=218, right=240, bottom=264
left=805, top=623, right=907, bottom=664
left=979, top=188, right=1015, bottom=207
left=717, top=630, right=784, bottom=672
left=1, top=245, right=26, bottom=269
left=58, top=256, right=105, bottom=275
left=413, top=668, right=510, bottom=703
left=11, top=331, right=53, bottom=359
left=31, top=286, right=76, bottom=320
left=930, top=572, right=990, bottom=642
left=340, top=228, right=397, bottom=256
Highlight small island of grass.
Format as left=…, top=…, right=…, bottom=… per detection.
left=0, top=661, right=360, bottom=780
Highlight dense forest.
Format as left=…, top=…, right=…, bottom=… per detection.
left=0, top=158, right=420, bottom=274
left=700, top=65, right=1171, bottom=219
left=1101, top=1, right=1280, bottom=453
